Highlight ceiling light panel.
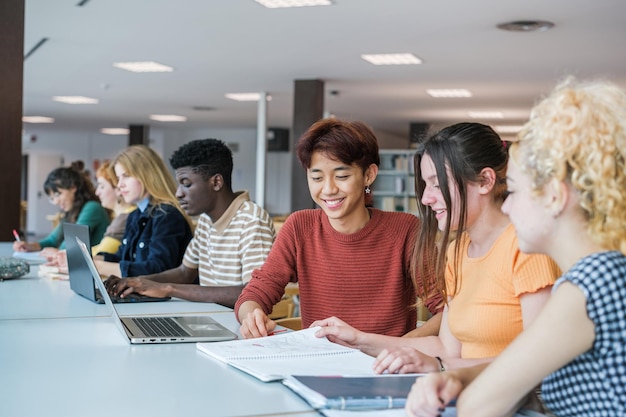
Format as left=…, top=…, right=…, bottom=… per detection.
left=426, top=89, right=472, bottom=98
left=113, top=61, right=174, bottom=73
left=22, top=116, right=55, bottom=123
left=100, top=128, right=130, bottom=135
left=226, top=93, right=262, bottom=101
left=494, top=125, right=524, bottom=134
left=149, top=114, right=187, bottom=122
left=361, top=53, right=422, bottom=65
left=254, top=0, right=332, bottom=8
left=468, top=111, right=504, bottom=119
left=53, top=96, right=99, bottom=104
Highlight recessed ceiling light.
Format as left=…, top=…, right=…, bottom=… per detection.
left=22, top=116, right=55, bottom=123
left=254, top=0, right=332, bottom=8
left=361, top=53, right=422, bottom=65
left=100, top=128, right=130, bottom=135
left=225, top=93, right=272, bottom=102
left=113, top=61, right=174, bottom=73
left=468, top=111, right=504, bottom=119
left=149, top=114, right=187, bottom=122
left=494, top=125, right=524, bottom=134
left=53, top=96, right=99, bottom=104
left=497, top=20, right=555, bottom=32
left=426, top=89, right=472, bottom=98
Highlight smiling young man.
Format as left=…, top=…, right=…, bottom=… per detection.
left=235, top=118, right=443, bottom=339
left=104, top=139, right=275, bottom=308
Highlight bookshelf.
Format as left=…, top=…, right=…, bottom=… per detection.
left=372, top=149, right=418, bottom=214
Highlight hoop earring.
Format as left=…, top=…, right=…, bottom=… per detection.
left=365, top=185, right=371, bottom=194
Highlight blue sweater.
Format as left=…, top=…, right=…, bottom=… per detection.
left=100, top=203, right=192, bottom=277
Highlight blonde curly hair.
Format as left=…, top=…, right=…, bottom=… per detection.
left=511, top=77, right=626, bottom=254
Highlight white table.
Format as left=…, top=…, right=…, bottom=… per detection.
left=0, top=242, right=317, bottom=417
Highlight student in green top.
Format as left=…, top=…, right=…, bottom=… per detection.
left=13, top=165, right=110, bottom=258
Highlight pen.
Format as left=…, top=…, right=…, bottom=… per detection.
left=268, top=329, right=289, bottom=336
left=12, top=229, right=21, bottom=242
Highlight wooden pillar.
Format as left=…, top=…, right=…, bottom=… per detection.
left=128, top=124, right=149, bottom=146
left=0, top=0, right=25, bottom=239
left=290, top=79, right=324, bottom=211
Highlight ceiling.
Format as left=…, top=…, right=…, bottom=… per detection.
left=22, top=0, right=626, bottom=140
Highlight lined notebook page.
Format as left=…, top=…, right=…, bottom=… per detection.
left=197, top=327, right=376, bottom=382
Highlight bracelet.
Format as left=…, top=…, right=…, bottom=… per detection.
left=435, top=356, right=445, bottom=372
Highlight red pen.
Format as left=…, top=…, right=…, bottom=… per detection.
left=268, top=329, right=289, bottom=336
left=12, top=229, right=21, bottom=242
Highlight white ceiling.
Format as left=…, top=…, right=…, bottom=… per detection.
left=23, top=0, right=626, bottom=140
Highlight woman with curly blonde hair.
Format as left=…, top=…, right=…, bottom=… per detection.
left=405, top=78, right=626, bottom=416
left=95, top=145, right=193, bottom=277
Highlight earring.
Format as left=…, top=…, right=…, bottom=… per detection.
left=365, top=185, right=371, bottom=194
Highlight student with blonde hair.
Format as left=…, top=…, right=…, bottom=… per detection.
left=95, top=145, right=193, bottom=277
left=104, top=139, right=275, bottom=307
left=405, top=78, right=626, bottom=417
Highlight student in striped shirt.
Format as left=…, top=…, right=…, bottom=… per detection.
left=105, top=139, right=276, bottom=308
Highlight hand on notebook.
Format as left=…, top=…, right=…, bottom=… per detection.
left=239, top=307, right=276, bottom=339
left=374, top=346, right=441, bottom=375
left=310, top=316, right=364, bottom=349
left=44, top=250, right=68, bottom=274
left=105, top=275, right=170, bottom=299
left=42, top=247, right=67, bottom=273
left=13, top=241, right=42, bottom=252
left=405, top=372, right=461, bottom=417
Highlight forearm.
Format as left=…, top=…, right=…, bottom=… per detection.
left=165, top=284, right=244, bottom=308
left=94, top=259, right=122, bottom=277
left=141, top=265, right=196, bottom=285
left=403, top=312, right=442, bottom=338
left=437, top=356, right=493, bottom=372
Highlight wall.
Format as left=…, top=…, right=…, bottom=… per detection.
left=21, top=126, right=293, bottom=236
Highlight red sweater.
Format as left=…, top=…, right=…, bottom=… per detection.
left=235, top=208, right=441, bottom=336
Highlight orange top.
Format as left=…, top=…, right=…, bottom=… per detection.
left=446, top=224, right=560, bottom=358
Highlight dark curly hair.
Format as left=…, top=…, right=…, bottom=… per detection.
left=169, top=139, right=233, bottom=189
left=43, top=165, right=99, bottom=223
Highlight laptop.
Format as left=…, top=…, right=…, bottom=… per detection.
left=76, top=236, right=238, bottom=344
left=63, top=222, right=170, bottom=303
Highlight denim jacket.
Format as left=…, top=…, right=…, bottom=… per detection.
left=101, top=203, right=192, bottom=277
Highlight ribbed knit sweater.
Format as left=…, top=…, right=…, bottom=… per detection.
left=446, top=224, right=560, bottom=358
left=235, top=208, right=441, bottom=336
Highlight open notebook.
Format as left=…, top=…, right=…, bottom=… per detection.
left=196, top=326, right=376, bottom=382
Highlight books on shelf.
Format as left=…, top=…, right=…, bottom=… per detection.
left=283, top=374, right=421, bottom=411
left=196, top=326, right=376, bottom=382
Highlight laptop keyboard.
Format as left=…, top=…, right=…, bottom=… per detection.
left=132, top=317, right=190, bottom=337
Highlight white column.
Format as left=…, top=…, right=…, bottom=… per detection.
left=255, top=92, right=268, bottom=208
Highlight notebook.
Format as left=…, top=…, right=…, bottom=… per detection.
left=197, top=326, right=377, bottom=382
left=75, top=236, right=238, bottom=344
left=63, top=222, right=170, bottom=303
left=282, top=374, right=420, bottom=410
left=11, top=250, right=47, bottom=265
